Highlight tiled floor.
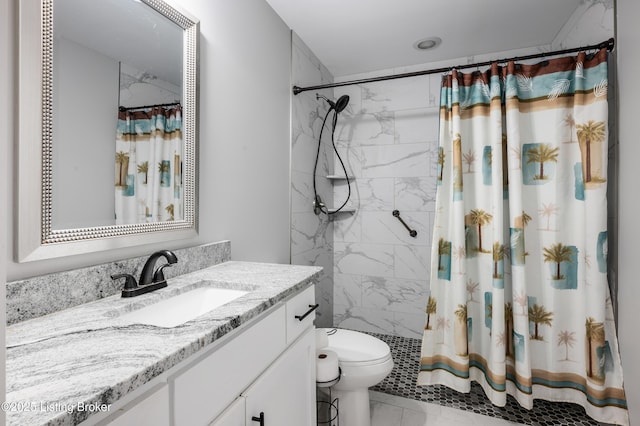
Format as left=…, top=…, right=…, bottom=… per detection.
left=367, top=332, right=609, bottom=426
left=369, top=391, right=524, bottom=426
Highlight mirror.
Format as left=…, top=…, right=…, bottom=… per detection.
left=18, top=0, right=199, bottom=262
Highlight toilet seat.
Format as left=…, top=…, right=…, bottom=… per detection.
left=322, top=328, right=392, bottom=366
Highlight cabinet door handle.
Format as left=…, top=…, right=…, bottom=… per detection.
left=251, top=411, right=265, bottom=425
left=294, top=304, right=319, bottom=321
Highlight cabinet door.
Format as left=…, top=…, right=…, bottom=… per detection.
left=244, top=328, right=316, bottom=426
left=210, top=397, right=245, bottom=426
left=172, top=306, right=286, bottom=425
left=104, top=384, right=170, bottom=426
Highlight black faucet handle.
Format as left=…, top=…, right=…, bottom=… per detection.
left=152, top=263, right=173, bottom=284
left=111, top=273, right=138, bottom=290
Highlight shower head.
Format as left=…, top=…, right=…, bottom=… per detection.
left=316, top=94, right=350, bottom=113
left=334, top=95, right=349, bottom=113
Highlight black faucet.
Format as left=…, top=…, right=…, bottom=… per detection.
left=139, top=249, right=178, bottom=286
left=111, top=250, right=178, bottom=298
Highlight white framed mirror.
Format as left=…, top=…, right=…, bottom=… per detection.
left=17, top=0, right=199, bottom=262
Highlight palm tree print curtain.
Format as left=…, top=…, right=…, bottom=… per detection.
left=419, top=48, right=628, bottom=425
left=115, top=105, right=182, bottom=224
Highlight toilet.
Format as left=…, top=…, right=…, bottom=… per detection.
left=319, top=328, right=394, bottom=426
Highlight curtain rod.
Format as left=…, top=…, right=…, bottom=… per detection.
left=119, top=101, right=181, bottom=112
left=292, top=38, right=614, bottom=95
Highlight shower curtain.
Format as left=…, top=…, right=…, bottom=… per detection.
left=418, top=48, right=628, bottom=425
left=115, top=105, right=183, bottom=224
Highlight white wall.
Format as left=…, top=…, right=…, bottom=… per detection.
left=0, top=0, right=10, bottom=422
left=7, top=0, right=292, bottom=280
left=180, top=0, right=291, bottom=265
left=52, top=37, right=119, bottom=229
left=615, top=1, right=640, bottom=423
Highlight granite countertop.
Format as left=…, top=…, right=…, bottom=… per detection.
left=5, top=261, right=322, bottom=426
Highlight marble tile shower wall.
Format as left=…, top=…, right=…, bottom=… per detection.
left=331, top=76, right=441, bottom=339
left=290, top=33, right=336, bottom=327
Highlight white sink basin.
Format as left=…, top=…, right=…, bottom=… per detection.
left=119, top=287, right=248, bottom=328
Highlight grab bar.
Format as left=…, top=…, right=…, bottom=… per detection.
left=392, top=210, right=417, bottom=238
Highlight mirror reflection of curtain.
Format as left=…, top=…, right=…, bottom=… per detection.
left=115, top=105, right=182, bottom=224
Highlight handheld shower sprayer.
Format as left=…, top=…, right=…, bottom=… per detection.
left=312, top=94, right=352, bottom=216
left=316, top=94, right=350, bottom=113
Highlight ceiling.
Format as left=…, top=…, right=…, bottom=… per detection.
left=265, top=0, right=584, bottom=77
left=55, top=0, right=183, bottom=85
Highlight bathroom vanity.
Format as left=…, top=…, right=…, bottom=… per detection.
left=5, top=261, right=321, bottom=426
left=172, top=284, right=317, bottom=426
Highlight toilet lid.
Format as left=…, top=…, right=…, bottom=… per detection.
left=322, top=328, right=391, bottom=364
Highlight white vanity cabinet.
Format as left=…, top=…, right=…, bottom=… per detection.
left=101, top=384, right=171, bottom=426
left=175, top=284, right=317, bottom=426
left=88, top=284, right=317, bottom=426
left=209, top=397, right=245, bottom=426
left=242, top=327, right=315, bottom=426
left=172, top=305, right=287, bottom=425
left=210, top=327, right=315, bottom=426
